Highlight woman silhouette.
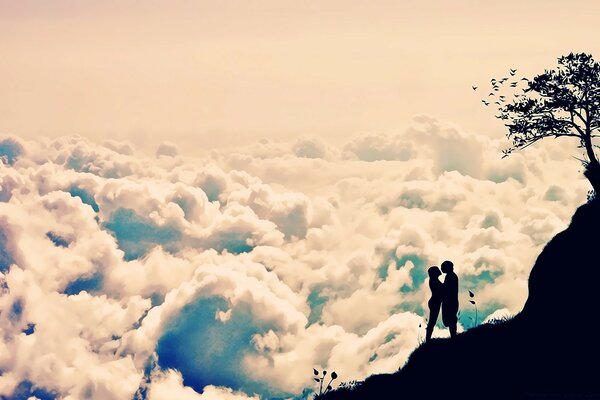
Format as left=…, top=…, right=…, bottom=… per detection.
left=426, top=266, right=443, bottom=341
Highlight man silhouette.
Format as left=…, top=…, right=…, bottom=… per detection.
left=441, top=260, right=459, bottom=338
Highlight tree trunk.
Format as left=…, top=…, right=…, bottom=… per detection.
left=582, top=129, right=600, bottom=194
left=584, top=161, right=600, bottom=194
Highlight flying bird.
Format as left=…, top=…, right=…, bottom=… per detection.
left=510, top=69, right=517, bottom=75
left=472, top=86, right=478, bottom=91
left=510, top=82, right=518, bottom=87
left=482, top=100, right=490, bottom=106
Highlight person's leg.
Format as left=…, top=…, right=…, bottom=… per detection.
left=449, top=305, right=459, bottom=337
left=449, top=322, right=457, bottom=338
left=425, top=325, right=433, bottom=341
left=426, top=303, right=440, bottom=341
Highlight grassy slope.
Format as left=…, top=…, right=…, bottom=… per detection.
left=320, top=200, right=600, bottom=400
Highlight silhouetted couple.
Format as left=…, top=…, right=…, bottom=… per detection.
left=426, top=260, right=459, bottom=341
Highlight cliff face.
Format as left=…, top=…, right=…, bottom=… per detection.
left=322, top=200, right=600, bottom=400
left=522, top=200, right=598, bottom=322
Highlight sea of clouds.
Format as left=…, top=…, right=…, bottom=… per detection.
left=0, top=115, right=589, bottom=399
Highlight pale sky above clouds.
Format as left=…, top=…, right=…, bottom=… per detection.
left=2, top=1, right=600, bottom=152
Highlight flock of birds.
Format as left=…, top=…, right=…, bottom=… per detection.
left=472, top=68, right=530, bottom=112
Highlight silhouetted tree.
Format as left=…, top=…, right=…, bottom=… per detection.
left=497, top=53, right=600, bottom=194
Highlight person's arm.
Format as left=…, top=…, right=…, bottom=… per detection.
left=434, top=278, right=444, bottom=293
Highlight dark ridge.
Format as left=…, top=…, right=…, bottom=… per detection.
left=321, top=199, right=600, bottom=400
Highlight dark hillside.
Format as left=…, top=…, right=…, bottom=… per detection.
left=321, top=199, right=600, bottom=400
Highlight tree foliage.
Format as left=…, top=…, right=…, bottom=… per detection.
left=496, top=53, right=600, bottom=191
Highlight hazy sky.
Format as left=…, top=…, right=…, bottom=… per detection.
left=2, top=1, right=600, bottom=152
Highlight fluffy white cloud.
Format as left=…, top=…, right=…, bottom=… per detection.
left=147, top=369, right=258, bottom=400
left=482, top=308, right=513, bottom=323
left=0, top=115, right=589, bottom=399
left=156, top=142, right=179, bottom=158
left=292, top=138, right=331, bottom=159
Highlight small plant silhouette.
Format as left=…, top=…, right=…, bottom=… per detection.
left=337, top=380, right=359, bottom=390
left=312, top=368, right=338, bottom=397
left=468, top=290, right=478, bottom=328
left=587, top=189, right=596, bottom=203
left=417, top=321, right=426, bottom=344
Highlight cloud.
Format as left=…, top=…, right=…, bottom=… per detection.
left=0, top=137, right=24, bottom=166
left=292, top=138, right=329, bottom=159
left=344, top=133, right=413, bottom=162
left=146, top=369, right=258, bottom=400
left=102, top=140, right=135, bottom=156
left=483, top=308, right=513, bottom=323
left=156, top=297, right=279, bottom=397
left=156, top=142, right=179, bottom=158
left=0, top=117, right=589, bottom=399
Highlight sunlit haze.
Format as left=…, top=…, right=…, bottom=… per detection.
left=3, top=1, right=600, bottom=152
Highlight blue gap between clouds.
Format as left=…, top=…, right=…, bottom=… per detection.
left=197, top=176, right=222, bottom=202
left=68, top=186, right=100, bottom=212
left=0, top=138, right=23, bottom=166
left=46, top=231, right=69, bottom=248
left=156, top=296, right=291, bottom=399
left=0, top=227, right=13, bottom=273
left=307, top=288, right=328, bottom=326
left=9, top=298, right=23, bottom=322
left=377, top=253, right=427, bottom=293
left=103, top=208, right=181, bottom=261
left=63, top=270, right=104, bottom=295
left=103, top=207, right=255, bottom=259
left=6, top=381, right=56, bottom=400
left=102, top=208, right=256, bottom=259
left=206, top=231, right=255, bottom=254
